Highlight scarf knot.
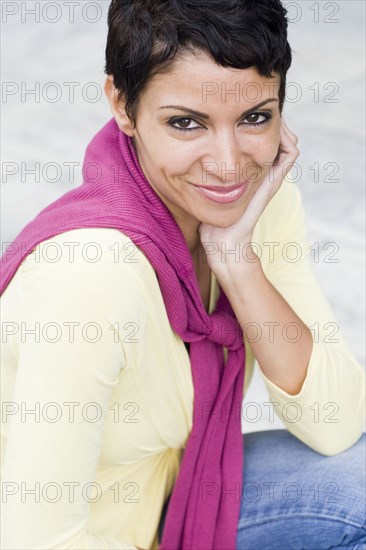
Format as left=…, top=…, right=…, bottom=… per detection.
left=209, top=310, right=243, bottom=352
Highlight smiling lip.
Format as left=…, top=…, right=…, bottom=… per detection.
left=191, top=182, right=247, bottom=203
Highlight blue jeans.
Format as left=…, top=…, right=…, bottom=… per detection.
left=158, top=430, right=366, bottom=549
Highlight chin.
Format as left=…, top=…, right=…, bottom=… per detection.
left=200, top=210, right=244, bottom=228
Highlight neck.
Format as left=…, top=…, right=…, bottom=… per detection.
left=174, top=214, right=203, bottom=258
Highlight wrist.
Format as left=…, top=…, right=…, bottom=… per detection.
left=219, top=254, right=266, bottom=300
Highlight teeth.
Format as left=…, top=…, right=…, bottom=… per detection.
left=195, top=185, right=242, bottom=194
left=200, top=187, right=241, bottom=196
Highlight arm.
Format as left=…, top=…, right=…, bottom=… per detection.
left=200, top=122, right=365, bottom=456
left=1, top=230, right=140, bottom=549
left=250, top=176, right=365, bottom=456
left=222, top=246, right=312, bottom=396
left=200, top=120, right=311, bottom=395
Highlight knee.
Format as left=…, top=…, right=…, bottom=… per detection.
left=327, top=433, right=366, bottom=530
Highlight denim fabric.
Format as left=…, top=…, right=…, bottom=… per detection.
left=158, top=430, right=366, bottom=549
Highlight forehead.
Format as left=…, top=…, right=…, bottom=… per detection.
left=142, top=50, right=280, bottom=107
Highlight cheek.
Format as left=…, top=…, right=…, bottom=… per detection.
left=159, top=143, right=199, bottom=178
left=259, top=143, right=281, bottom=172
left=244, top=138, right=280, bottom=182
left=138, top=129, right=193, bottom=177
left=245, top=121, right=281, bottom=159
left=259, top=128, right=281, bottom=162
left=138, top=142, right=191, bottom=195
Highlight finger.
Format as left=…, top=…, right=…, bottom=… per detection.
left=272, top=128, right=300, bottom=179
left=281, top=119, right=299, bottom=145
left=279, top=122, right=299, bottom=157
left=282, top=119, right=298, bottom=143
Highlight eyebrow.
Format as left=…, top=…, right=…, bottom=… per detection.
left=159, top=98, right=279, bottom=120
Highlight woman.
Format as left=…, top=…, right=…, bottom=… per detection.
left=1, top=0, right=365, bottom=549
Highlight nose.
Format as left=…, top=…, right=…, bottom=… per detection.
left=203, top=131, right=242, bottom=184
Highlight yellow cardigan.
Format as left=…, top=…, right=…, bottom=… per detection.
left=1, top=177, right=364, bottom=549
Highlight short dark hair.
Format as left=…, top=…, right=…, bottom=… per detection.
left=105, top=0, right=292, bottom=127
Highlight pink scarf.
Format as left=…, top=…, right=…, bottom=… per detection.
left=0, top=118, right=246, bottom=549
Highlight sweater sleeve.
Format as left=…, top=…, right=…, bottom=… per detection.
left=1, top=230, right=141, bottom=549
left=252, top=176, right=365, bottom=456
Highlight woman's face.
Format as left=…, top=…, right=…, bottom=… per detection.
left=106, top=50, right=282, bottom=247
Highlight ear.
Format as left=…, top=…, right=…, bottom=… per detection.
left=103, top=76, right=135, bottom=136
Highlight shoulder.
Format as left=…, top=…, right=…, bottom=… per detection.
left=18, top=228, right=157, bottom=314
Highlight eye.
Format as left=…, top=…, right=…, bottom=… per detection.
left=243, top=112, right=271, bottom=126
left=168, top=117, right=203, bottom=132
